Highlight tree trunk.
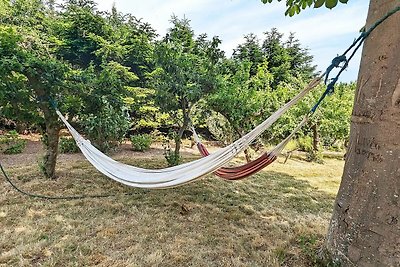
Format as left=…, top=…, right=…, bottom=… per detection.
left=31, top=83, right=60, bottom=179
left=230, top=122, right=252, bottom=162
left=174, top=125, right=185, bottom=159
left=312, top=123, right=319, bottom=152
left=243, top=148, right=252, bottom=163
left=42, top=117, right=60, bottom=179
left=325, top=1, right=400, bottom=266
left=174, top=102, right=190, bottom=160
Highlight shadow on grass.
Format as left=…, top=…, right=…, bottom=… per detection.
left=0, top=157, right=338, bottom=267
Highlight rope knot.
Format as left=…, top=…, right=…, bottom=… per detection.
left=325, top=55, right=347, bottom=84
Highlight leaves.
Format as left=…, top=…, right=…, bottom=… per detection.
left=260, top=0, right=351, bottom=16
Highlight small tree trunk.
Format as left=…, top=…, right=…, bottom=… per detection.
left=174, top=126, right=184, bottom=159
left=325, top=1, right=400, bottom=266
left=230, top=123, right=252, bottom=162
left=174, top=101, right=190, bottom=159
left=243, top=149, right=252, bottom=163
left=312, top=123, right=319, bottom=152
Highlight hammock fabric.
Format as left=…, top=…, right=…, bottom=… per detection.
left=197, top=142, right=277, bottom=180
left=56, top=76, right=321, bottom=189
left=192, top=112, right=310, bottom=180
left=197, top=143, right=277, bottom=180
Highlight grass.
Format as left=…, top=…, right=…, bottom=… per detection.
left=0, top=152, right=343, bottom=267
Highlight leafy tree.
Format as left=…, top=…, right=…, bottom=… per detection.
left=316, top=82, right=355, bottom=148
left=150, top=16, right=223, bottom=164
left=285, top=32, right=316, bottom=80
left=233, top=29, right=316, bottom=88
left=208, top=29, right=316, bottom=159
left=57, top=0, right=107, bottom=68
left=0, top=0, right=151, bottom=176
left=232, top=33, right=265, bottom=76
left=207, top=59, right=275, bottom=160
left=0, top=0, right=70, bottom=178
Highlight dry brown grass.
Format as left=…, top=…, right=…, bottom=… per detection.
left=0, top=141, right=343, bottom=267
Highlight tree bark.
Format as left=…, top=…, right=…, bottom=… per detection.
left=174, top=100, right=190, bottom=160
left=312, top=123, right=319, bottom=152
left=42, top=116, right=60, bottom=179
left=325, top=1, right=400, bottom=266
left=31, top=82, right=60, bottom=179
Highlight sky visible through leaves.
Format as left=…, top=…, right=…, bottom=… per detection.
left=92, top=0, right=368, bottom=82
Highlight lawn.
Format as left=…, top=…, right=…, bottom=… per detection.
left=0, top=139, right=344, bottom=267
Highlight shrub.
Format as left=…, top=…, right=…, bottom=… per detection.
left=297, top=136, right=313, bottom=153
left=130, top=134, right=152, bottom=152
left=297, top=136, right=324, bottom=163
left=0, top=130, right=27, bottom=154
left=81, top=103, right=130, bottom=153
left=162, top=140, right=181, bottom=166
left=59, top=137, right=79, bottom=153
left=306, top=150, right=324, bottom=163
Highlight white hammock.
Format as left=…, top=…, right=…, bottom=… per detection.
left=57, top=76, right=322, bottom=189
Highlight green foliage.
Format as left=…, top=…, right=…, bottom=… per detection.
left=124, top=87, right=170, bottom=130
left=59, top=137, right=79, bottom=153
left=0, top=0, right=356, bottom=175
left=163, top=140, right=182, bottom=167
left=0, top=130, right=27, bottom=154
left=150, top=16, right=224, bottom=158
left=297, top=136, right=313, bottom=153
left=317, top=83, right=355, bottom=148
left=81, top=101, right=130, bottom=152
left=261, top=0, right=349, bottom=16
left=306, top=150, right=324, bottom=163
left=130, top=134, right=152, bottom=152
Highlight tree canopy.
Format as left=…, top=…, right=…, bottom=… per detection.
left=0, top=0, right=355, bottom=173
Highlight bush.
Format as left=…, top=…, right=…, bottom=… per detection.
left=0, top=130, right=27, bottom=154
left=162, top=140, right=181, bottom=166
left=297, top=136, right=313, bottom=153
left=59, top=137, right=79, bottom=153
left=297, top=136, right=324, bottom=163
left=82, top=103, right=130, bottom=153
left=130, top=134, right=152, bottom=151
left=306, top=150, right=324, bottom=163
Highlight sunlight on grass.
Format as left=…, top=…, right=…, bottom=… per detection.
left=0, top=155, right=343, bottom=267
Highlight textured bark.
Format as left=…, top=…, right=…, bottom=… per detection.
left=325, top=1, right=400, bottom=266
left=30, top=82, right=60, bottom=179
left=42, top=119, right=60, bottom=179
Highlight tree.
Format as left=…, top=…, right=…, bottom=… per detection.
left=0, top=0, right=70, bottom=178
left=207, top=59, right=276, bottom=161
left=261, top=0, right=400, bottom=265
left=232, top=33, right=264, bottom=76
left=150, top=16, right=223, bottom=164
left=0, top=0, right=148, bottom=176
left=326, top=2, right=400, bottom=265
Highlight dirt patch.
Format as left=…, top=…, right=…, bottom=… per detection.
left=1, top=134, right=202, bottom=168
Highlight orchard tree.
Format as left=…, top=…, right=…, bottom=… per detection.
left=0, top=0, right=149, bottom=177
left=150, top=16, right=224, bottom=164
left=261, top=0, right=400, bottom=265
left=0, top=0, right=70, bottom=178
